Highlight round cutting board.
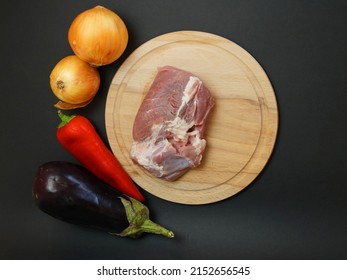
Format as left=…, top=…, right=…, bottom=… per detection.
left=105, top=31, right=278, bottom=205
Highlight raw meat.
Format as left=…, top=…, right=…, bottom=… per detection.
left=130, top=66, right=215, bottom=181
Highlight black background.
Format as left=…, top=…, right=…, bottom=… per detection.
left=1, top=0, right=346, bottom=260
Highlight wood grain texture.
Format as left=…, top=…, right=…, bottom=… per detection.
left=105, top=31, right=278, bottom=204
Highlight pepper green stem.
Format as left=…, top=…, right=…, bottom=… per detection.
left=117, top=197, right=174, bottom=239
left=57, top=110, right=76, bottom=128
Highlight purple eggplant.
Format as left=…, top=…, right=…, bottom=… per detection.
left=32, top=161, right=174, bottom=238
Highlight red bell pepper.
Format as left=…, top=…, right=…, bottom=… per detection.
left=56, top=110, right=145, bottom=202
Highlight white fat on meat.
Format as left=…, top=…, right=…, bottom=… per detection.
left=130, top=66, right=214, bottom=181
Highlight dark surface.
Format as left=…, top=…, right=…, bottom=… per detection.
left=1, top=0, right=346, bottom=260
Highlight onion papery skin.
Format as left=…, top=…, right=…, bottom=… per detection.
left=68, top=6, right=128, bottom=66
left=49, top=55, right=100, bottom=106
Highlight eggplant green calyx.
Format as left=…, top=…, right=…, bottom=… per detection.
left=57, top=110, right=76, bottom=128
left=118, top=197, right=174, bottom=239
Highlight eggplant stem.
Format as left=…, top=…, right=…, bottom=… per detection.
left=118, top=196, right=174, bottom=238
left=140, top=219, right=175, bottom=238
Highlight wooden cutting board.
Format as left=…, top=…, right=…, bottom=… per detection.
left=105, top=31, right=278, bottom=205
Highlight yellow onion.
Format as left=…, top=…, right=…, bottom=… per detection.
left=50, top=55, right=100, bottom=109
left=68, top=5, right=128, bottom=66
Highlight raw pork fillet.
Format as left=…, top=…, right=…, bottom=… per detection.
left=130, top=66, right=215, bottom=181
